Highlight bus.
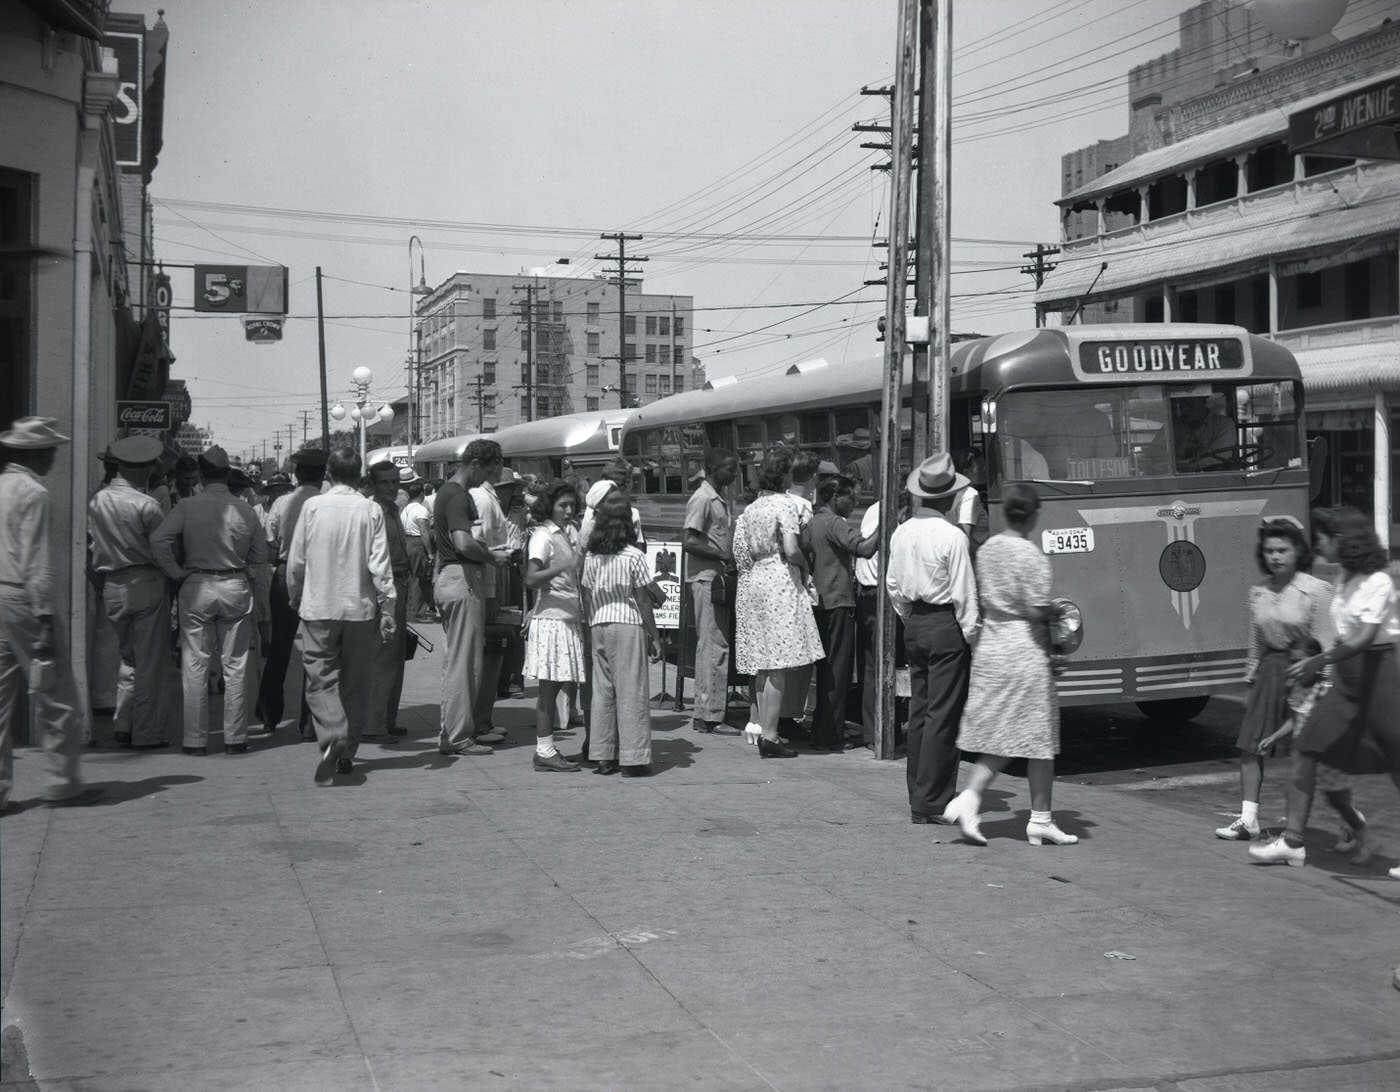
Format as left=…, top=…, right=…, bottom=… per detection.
left=411, top=409, right=628, bottom=483
left=365, top=445, right=415, bottom=470
left=620, top=325, right=1311, bottom=720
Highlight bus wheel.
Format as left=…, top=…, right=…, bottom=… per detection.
left=1135, top=696, right=1210, bottom=723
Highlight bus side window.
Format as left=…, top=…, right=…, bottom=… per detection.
left=735, top=418, right=764, bottom=495
left=660, top=427, right=685, bottom=494
left=834, top=407, right=875, bottom=497
left=638, top=430, right=662, bottom=494
left=681, top=424, right=706, bottom=492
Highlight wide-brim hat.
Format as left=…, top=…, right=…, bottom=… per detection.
left=905, top=452, right=969, bottom=499
left=397, top=465, right=420, bottom=486
left=200, top=444, right=231, bottom=470
left=265, top=472, right=293, bottom=492
left=1, top=416, right=70, bottom=449
left=228, top=467, right=256, bottom=490
left=109, top=435, right=164, bottom=465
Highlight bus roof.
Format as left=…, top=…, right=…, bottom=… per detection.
left=950, top=325, right=1300, bottom=392
left=412, top=409, right=629, bottom=468
left=365, top=445, right=413, bottom=466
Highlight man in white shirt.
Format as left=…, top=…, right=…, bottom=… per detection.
left=886, top=453, right=980, bottom=826
left=286, top=448, right=396, bottom=785
left=400, top=474, right=435, bottom=623
left=468, top=440, right=509, bottom=738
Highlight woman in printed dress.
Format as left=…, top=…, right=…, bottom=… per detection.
left=732, top=449, right=824, bottom=759
left=523, top=480, right=586, bottom=772
left=944, top=484, right=1077, bottom=846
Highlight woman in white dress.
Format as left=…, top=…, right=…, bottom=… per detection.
left=523, top=480, right=587, bottom=772
left=944, top=484, right=1077, bottom=846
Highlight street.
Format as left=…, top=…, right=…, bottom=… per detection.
left=2, top=639, right=1398, bottom=1091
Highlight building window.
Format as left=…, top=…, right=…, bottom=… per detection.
left=587, top=302, right=600, bottom=323
left=586, top=396, right=599, bottom=411
left=645, top=315, right=657, bottom=336
left=645, top=374, right=658, bottom=394
left=482, top=298, right=495, bottom=320
left=624, top=342, right=637, bottom=362
left=515, top=329, right=526, bottom=351
left=624, top=315, right=636, bottom=335
left=521, top=364, right=530, bottom=384
left=552, top=300, right=563, bottom=321
left=586, top=364, right=599, bottom=387
left=587, top=331, right=600, bottom=354
left=658, top=316, right=670, bottom=336
left=1297, top=272, right=1322, bottom=309
left=537, top=396, right=550, bottom=419
left=674, top=376, right=684, bottom=392
left=659, top=344, right=671, bottom=365
left=483, top=393, right=496, bottom=413
left=483, top=328, right=496, bottom=351
left=674, top=316, right=685, bottom=336
left=645, top=344, right=657, bottom=364
left=537, top=363, right=549, bottom=383
left=483, top=361, right=496, bottom=384
left=659, top=375, right=670, bottom=394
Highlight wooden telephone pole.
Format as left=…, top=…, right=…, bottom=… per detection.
left=595, top=233, right=648, bottom=407
left=513, top=280, right=538, bottom=421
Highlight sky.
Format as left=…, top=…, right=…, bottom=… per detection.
left=146, top=0, right=1397, bottom=463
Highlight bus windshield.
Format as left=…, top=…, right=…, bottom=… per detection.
left=994, top=380, right=1303, bottom=483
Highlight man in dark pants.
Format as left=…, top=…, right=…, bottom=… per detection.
left=886, top=454, right=979, bottom=825
left=260, top=449, right=325, bottom=738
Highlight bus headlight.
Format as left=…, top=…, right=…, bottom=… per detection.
left=1049, top=598, right=1083, bottom=656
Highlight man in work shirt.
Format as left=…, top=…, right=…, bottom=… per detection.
left=365, top=461, right=411, bottom=742
left=0, top=417, right=97, bottom=809
left=287, top=448, right=396, bottom=784
left=150, top=445, right=270, bottom=756
left=259, top=448, right=325, bottom=738
left=86, top=435, right=170, bottom=749
left=400, top=474, right=435, bottom=623
left=683, top=448, right=738, bottom=734
left=434, top=440, right=510, bottom=755
left=886, top=453, right=980, bottom=826
left=467, top=439, right=511, bottom=743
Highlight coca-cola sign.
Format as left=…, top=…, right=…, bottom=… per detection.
left=117, top=401, right=171, bottom=430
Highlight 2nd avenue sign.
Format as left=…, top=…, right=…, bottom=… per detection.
left=1289, top=76, right=1400, bottom=159
left=117, top=401, right=171, bottom=431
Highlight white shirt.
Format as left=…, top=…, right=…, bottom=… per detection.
left=286, top=485, right=395, bottom=622
left=854, top=502, right=880, bottom=588
left=470, top=479, right=507, bottom=598
left=1331, top=571, right=1400, bottom=646
left=885, top=511, right=980, bottom=643
left=401, top=500, right=431, bottom=538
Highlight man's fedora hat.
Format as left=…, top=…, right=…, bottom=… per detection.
left=199, top=444, right=231, bottom=470
left=905, top=452, right=970, bottom=500
left=0, top=417, right=70, bottom=449
left=109, top=435, right=164, bottom=465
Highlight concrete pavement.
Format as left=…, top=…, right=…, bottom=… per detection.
left=3, top=633, right=1399, bottom=1091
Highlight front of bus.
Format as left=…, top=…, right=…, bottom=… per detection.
left=954, top=325, right=1310, bottom=721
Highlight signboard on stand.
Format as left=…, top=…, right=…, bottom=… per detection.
left=646, top=541, right=682, bottom=630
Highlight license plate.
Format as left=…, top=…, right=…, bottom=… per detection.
left=1042, top=526, right=1095, bottom=555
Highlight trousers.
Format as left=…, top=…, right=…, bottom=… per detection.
left=405, top=537, right=434, bottom=618
left=300, top=617, right=380, bottom=756
left=812, top=605, right=856, bottom=747
left=588, top=623, right=652, bottom=766
left=0, top=586, right=85, bottom=806
left=369, top=578, right=409, bottom=734
left=178, top=574, right=253, bottom=748
left=434, top=564, right=487, bottom=750
left=690, top=581, right=729, bottom=723
left=103, top=567, right=171, bottom=745
left=258, top=564, right=298, bottom=727
left=903, top=603, right=970, bottom=819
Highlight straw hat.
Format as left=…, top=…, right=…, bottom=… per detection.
left=905, top=453, right=969, bottom=499
left=0, top=416, right=70, bottom=449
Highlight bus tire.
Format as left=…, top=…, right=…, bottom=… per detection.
left=1135, top=696, right=1210, bottom=723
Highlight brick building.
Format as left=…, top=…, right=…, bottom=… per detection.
left=1037, top=1, right=1400, bottom=545
left=412, top=271, right=702, bottom=439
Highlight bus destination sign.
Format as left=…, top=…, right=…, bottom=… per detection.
left=1076, top=337, right=1246, bottom=381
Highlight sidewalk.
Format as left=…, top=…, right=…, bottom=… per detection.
left=3, top=632, right=1399, bottom=1091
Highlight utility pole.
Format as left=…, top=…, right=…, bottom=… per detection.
left=1020, top=243, right=1060, bottom=328
left=513, top=280, right=538, bottom=422
left=917, top=0, right=952, bottom=461
left=669, top=298, right=678, bottom=396
left=316, top=267, right=329, bottom=451
left=299, top=410, right=312, bottom=447
left=595, top=232, right=648, bottom=408
left=474, top=375, right=485, bottom=432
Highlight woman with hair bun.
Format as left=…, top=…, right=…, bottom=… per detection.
left=1251, top=507, right=1400, bottom=870
left=943, top=483, right=1077, bottom=846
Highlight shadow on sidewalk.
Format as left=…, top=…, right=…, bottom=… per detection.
left=6, top=774, right=204, bottom=815
left=653, top=736, right=701, bottom=773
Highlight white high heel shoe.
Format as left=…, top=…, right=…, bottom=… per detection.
left=742, top=722, right=762, bottom=746
left=940, top=792, right=986, bottom=845
left=1026, top=819, right=1079, bottom=846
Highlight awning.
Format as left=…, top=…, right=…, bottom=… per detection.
left=1294, top=341, right=1400, bottom=395
left=1036, top=167, right=1400, bottom=306
left=1059, top=66, right=1400, bottom=208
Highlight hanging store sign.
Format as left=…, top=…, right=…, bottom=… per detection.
left=1288, top=76, right=1400, bottom=160
left=104, top=29, right=143, bottom=167
left=117, top=400, right=171, bottom=432
left=194, top=264, right=289, bottom=313
left=243, top=317, right=285, bottom=343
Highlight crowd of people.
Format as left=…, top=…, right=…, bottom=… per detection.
left=1, top=413, right=1397, bottom=880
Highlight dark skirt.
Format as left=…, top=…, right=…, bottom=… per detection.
left=1297, top=647, right=1400, bottom=776
left=1236, top=649, right=1290, bottom=754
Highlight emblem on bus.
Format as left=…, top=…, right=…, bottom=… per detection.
left=1075, top=499, right=1268, bottom=629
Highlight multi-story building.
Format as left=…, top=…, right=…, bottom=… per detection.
left=411, top=271, right=700, bottom=439
left=1037, top=1, right=1400, bottom=545
left=2, top=2, right=172, bottom=704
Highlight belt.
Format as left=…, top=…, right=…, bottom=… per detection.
left=856, top=584, right=878, bottom=594
left=910, top=601, right=955, bottom=613
left=190, top=567, right=245, bottom=576
left=104, top=563, right=158, bottom=576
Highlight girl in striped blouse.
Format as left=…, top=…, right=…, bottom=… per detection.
left=581, top=491, right=664, bottom=777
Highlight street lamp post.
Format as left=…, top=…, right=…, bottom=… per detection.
left=408, top=235, right=430, bottom=461
left=330, top=365, right=394, bottom=470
